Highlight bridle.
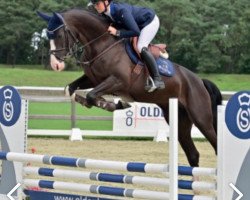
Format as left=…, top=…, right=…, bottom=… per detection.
left=48, top=22, right=124, bottom=66
left=48, top=25, right=78, bottom=62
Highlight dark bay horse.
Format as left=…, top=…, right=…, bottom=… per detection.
left=38, top=9, right=222, bottom=167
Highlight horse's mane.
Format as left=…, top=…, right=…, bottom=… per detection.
left=61, top=7, right=110, bottom=27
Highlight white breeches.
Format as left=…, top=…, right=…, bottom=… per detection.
left=137, top=15, right=160, bottom=53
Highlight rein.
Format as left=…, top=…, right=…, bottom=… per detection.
left=49, top=24, right=124, bottom=65
left=80, top=39, right=124, bottom=65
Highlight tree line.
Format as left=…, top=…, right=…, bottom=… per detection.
left=0, top=0, right=249, bottom=73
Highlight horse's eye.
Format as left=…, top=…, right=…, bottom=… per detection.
left=57, top=34, right=63, bottom=39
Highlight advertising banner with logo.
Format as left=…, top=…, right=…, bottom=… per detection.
left=218, top=91, right=250, bottom=200
left=113, top=102, right=168, bottom=137
left=0, top=86, right=27, bottom=199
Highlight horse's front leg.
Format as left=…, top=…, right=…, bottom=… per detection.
left=65, top=74, right=95, bottom=108
left=65, top=74, right=94, bottom=97
left=86, top=75, right=125, bottom=111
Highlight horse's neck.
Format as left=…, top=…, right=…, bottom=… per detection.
left=68, top=14, right=113, bottom=56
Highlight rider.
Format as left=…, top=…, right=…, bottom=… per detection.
left=89, top=0, right=165, bottom=92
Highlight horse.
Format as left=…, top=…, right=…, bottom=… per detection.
left=37, top=9, right=222, bottom=167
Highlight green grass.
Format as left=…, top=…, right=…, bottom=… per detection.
left=199, top=74, right=250, bottom=91
left=29, top=119, right=112, bottom=130
left=29, top=102, right=112, bottom=130
left=0, top=65, right=249, bottom=130
left=0, top=65, right=81, bottom=87
left=29, top=102, right=112, bottom=117
left=1, top=65, right=249, bottom=90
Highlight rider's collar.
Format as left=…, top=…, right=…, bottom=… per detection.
left=104, top=2, right=114, bottom=21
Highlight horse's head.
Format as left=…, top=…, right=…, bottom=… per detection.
left=38, top=11, right=76, bottom=71
left=38, top=9, right=117, bottom=71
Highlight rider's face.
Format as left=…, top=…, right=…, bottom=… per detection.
left=94, top=1, right=107, bottom=13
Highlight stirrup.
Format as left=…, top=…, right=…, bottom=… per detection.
left=145, top=76, right=157, bottom=93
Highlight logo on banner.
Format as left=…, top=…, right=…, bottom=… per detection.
left=225, top=91, right=250, bottom=139
left=0, top=86, right=21, bottom=126
left=126, top=110, right=134, bottom=126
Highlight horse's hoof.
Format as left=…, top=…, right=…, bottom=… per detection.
left=64, top=85, right=74, bottom=97
left=75, top=94, right=92, bottom=108
left=64, top=85, right=70, bottom=96
left=115, top=101, right=131, bottom=110
left=105, top=102, right=116, bottom=112
left=71, top=93, right=76, bottom=101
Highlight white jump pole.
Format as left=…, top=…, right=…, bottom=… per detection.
left=169, top=98, right=178, bottom=200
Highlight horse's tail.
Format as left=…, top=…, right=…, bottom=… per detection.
left=202, top=79, right=222, bottom=134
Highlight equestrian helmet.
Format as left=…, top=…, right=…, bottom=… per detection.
left=90, top=0, right=102, bottom=4
left=90, top=0, right=111, bottom=4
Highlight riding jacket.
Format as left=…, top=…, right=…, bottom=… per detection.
left=105, top=2, right=156, bottom=38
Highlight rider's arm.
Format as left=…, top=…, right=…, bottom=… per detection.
left=117, top=8, right=140, bottom=38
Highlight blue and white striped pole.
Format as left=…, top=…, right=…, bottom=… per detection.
left=24, top=166, right=169, bottom=187
left=0, top=151, right=216, bottom=176
left=0, top=151, right=168, bottom=173
left=23, top=179, right=170, bottom=200
left=24, top=166, right=216, bottom=191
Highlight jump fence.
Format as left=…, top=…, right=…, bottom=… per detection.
left=0, top=86, right=249, bottom=200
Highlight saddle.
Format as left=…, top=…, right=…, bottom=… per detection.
left=132, top=37, right=169, bottom=60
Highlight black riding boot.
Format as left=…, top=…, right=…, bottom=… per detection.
left=140, top=47, right=165, bottom=91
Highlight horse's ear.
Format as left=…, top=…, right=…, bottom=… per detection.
left=53, top=12, right=65, bottom=25
left=37, top=11, right=51, bottom=22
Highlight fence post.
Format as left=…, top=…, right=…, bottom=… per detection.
left=71, top=100, right=76, bottom=128
left=169, top=98, right=178, bottom=200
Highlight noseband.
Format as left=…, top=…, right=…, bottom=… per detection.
left=48, top=23, right=124, bottom=65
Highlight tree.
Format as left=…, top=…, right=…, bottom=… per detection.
left=153, top=0, right=201, bottom=70
left=0, top=1, right=40, bottom=65
left=195, top=0, right=250, bottom=73
left=0, top=0, right=249, bottom=73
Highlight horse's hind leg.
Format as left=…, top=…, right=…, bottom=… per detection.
left=178, top=108, right=203, bottom=195
left=186, top=93, right=217, bottom=154
left=178, top=107, right=200, bottom=167
left=162, top=106, right=200, bottom=167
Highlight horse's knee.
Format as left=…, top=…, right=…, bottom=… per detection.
left=86, top=92, right=96, bottom=105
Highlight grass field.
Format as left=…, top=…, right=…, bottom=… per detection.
left=1, top=65, right=249, bottom=130
left=0, top=65, right=80, bottom=87
left=29, top=102, right=112, bottom=130
left=1, top=65, right=249, bottom=90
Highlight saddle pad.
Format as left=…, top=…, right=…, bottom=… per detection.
left=125, top=40, right=175, bottom=77
left=156, top=57, right=175, bottom=77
